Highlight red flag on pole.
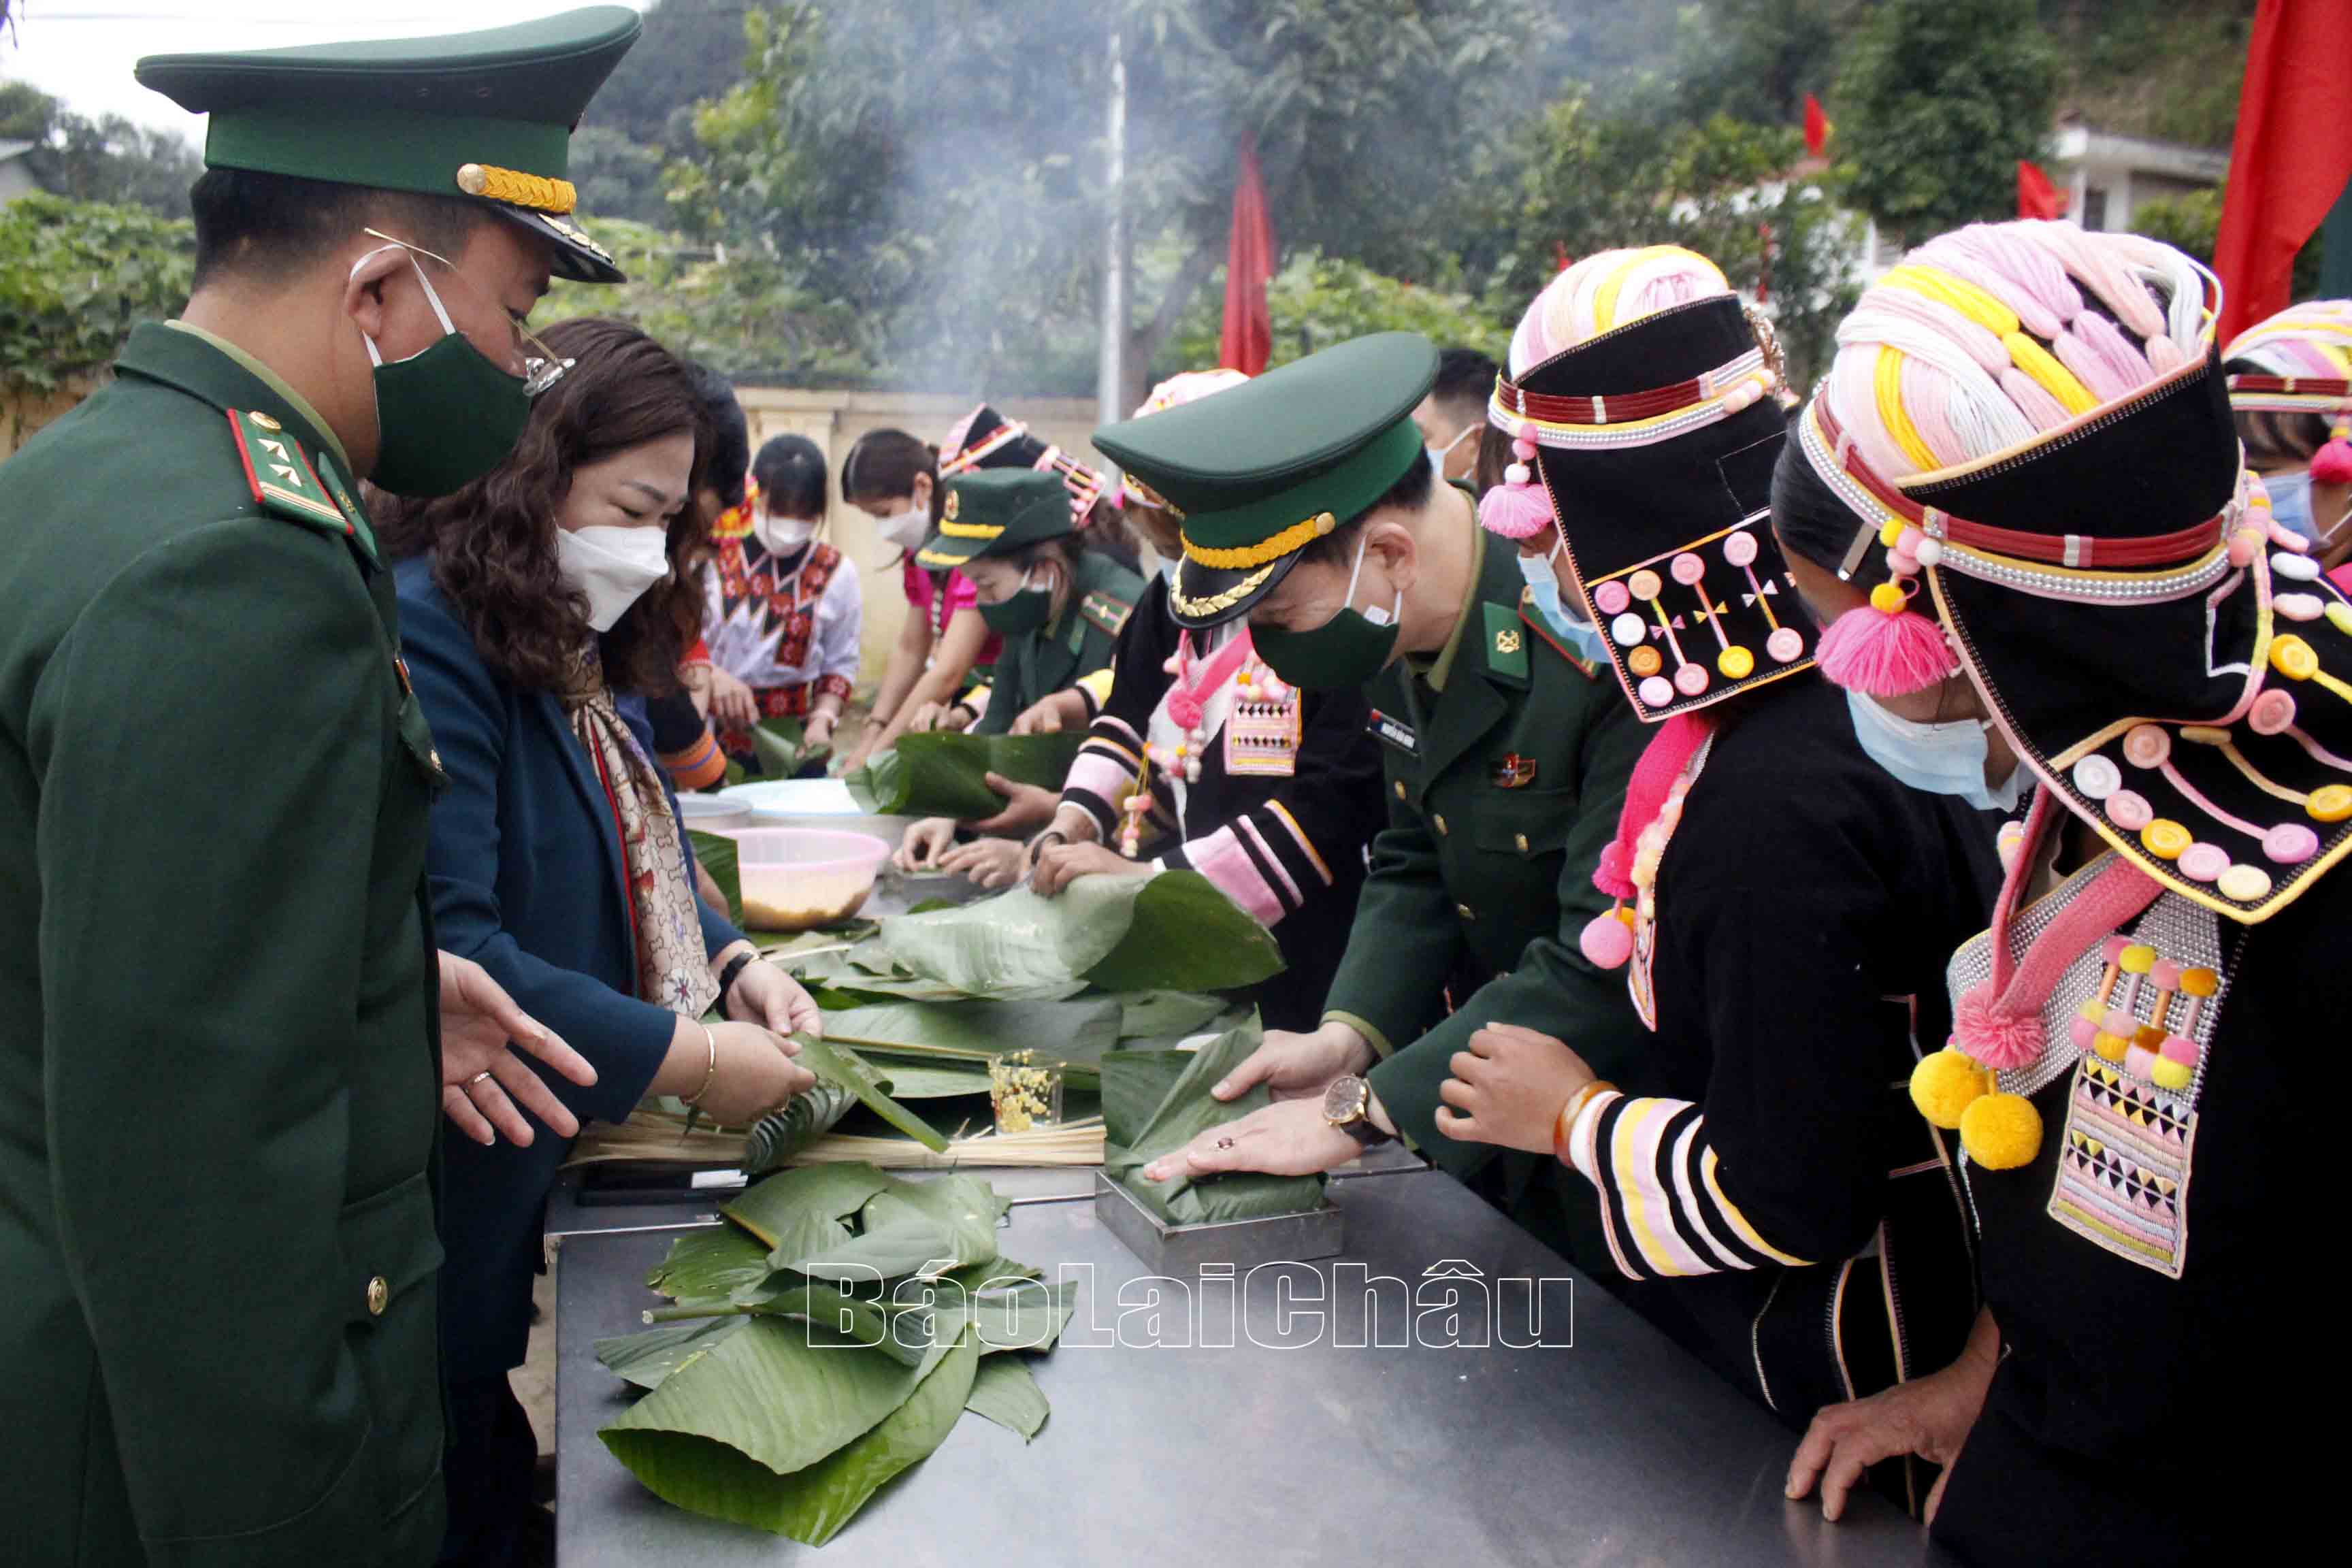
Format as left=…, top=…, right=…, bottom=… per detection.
left=1803, top=93, right=1830, bottom=159
left=2016, top=161, right=2069, bottom=221
left=1220, top=133, right=1275, bottom=375
left=2213, top=0, right=2352, bottom=344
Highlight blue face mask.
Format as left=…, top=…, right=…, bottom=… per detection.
left=2270, top=468, right=2317, bottom=542
left=1846, top=689, right=2023, bottom=813
left=1515, top=540, right=1610, bottom=664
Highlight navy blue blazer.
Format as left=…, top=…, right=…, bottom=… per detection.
left=396, top=556, right=746, bottom=1379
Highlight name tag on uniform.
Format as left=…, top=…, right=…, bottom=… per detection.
left=1367, top=708, right=1418, bottom=756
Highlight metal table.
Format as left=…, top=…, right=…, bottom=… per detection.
left=555, top=1168, right=1953, bottom=1567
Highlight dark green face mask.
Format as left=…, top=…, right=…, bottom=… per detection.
left=977, top=568, right=1057, bottom=634
left=1251, top=534, right=1402, bottom=689
left=357, top=240, right=536, bottom=497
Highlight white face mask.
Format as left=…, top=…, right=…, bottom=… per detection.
left=556, top=525, right=670, bottom=632
left=755, top=511, right=817, bottom=556
left=1844, top=688, right=2024, bottom=813
left=877, top=507, right=930, bottom=551
left=1426, top=423, right=1476, bottom=478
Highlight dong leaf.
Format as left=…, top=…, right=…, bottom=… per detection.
left=878, top=871, right=1283, bottom=998
left=964, top=1356, right=1050, bottom=1442
left=648, top=1225, right=773, bottom=1302
left=749, top=715, right=817, bottom=778
left=820, top=997, right=1125, bottom=1064
left=1102, top=1019, right=1327, bottom=1225
left=687, top=829, right=743, bottom=927
left=847, top=731, right=1085, bottom=818
left=721, top=1163, right=894, bottom=1258
left=595, top=1317, right=745, bottom=1391
left=793, top=1033, right=952, bottom=1153
left=600, top=1318, right=932, bottom=1479
left=741, top=1081, right=860, bottom=1173
left=789, top=1177, right=1009, bottom=1282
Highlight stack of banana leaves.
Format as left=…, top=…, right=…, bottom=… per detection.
left=607, top=861, right=1291, bottom=1170
left=594, top=1162, right=1075, bottom=1542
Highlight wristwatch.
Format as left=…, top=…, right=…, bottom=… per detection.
left=1322, top=1075, right=1392, bottom=1146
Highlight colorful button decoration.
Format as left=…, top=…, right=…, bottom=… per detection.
left=2140, top=819, right=2192, bottom=860
left=2272, top=551, right=2321, bottom=582
left=2217, top=864, right=2273, bottom=902
left=1612, top=613, right=1646, bottom=648
left=2270, top=634, right=2319, bottom=681
left=2250, top=689, right=2298, bottom=735
left=2308, top=783, right=2352, bottom=822
left=2176, top=842, right=2229, bottom=882
left=1594, top=580, right=1631, bottom=616
left=2265, top=822, right=2320, bottom=863
left=1767, top=626, right=1806, bottom=664
left=1628, top=645, right=1663, bottom=676
left=2328, top=600, right=2352, bottom=637
left=2072, top=755, right=2121, bottom=800
left=1638, top=675, right=1674, bottom=708
left=2105, top=789, right=2154, bottom=830
left=1627, top=569, right=1663, bottom=600
left=1673, top=663, right=1709, bottom=696
left=1717, top=646, right=1755, bottom=679
left=2276, top=592, right=2325, bottom=622
left=2122, top=724, right=2170, bottom=768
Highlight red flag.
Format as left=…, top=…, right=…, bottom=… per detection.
left=2016, top=160, right=2068, bottom=221
left=1554, top=240, right=1572, bottom=274
left=1220, top=133, right=1275, bottom=375
left=2213, top=0, right=2352, bottom=344
left=1803, top=93, right=1830, bottom=159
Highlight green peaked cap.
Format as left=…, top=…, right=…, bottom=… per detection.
left=916, top=468, right=1074, bottom=569
left=1093, top=331, right=1437, bottom=627
left=135, top=6, right=640, bottom=284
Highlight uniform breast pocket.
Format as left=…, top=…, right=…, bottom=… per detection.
left=1473, top=785, right=1580, bottom=860
left=338, top=1172, right=446, bottom=1515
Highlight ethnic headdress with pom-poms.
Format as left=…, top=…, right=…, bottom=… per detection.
left=938, top=402, right=1107, bottom=521
left=1120, top=370, right=1251, bottom=512
left=2225, top=299, right=2352, bottom=491
left=1484, top=245, right=1810, bottom=724
left=1803, top=220, right=2352, bottom=928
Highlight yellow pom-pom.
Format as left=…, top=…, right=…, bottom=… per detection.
left=1869, top=581, right=1908, bottom=615
left=1910, top=1048, right=1986, bottom=1130
left=1879, top=516, right=1906, bottom=549
left=1959, top=1091, right=2042, bottom=1170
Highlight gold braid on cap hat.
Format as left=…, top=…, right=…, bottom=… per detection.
left=1181, top=511, right=1337, bottom=570
left=455, top=163, right=578, bottom=215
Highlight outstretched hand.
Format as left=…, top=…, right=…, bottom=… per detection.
left=438, top=950, right=598, bottom=1147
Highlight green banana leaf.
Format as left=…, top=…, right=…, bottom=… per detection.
left=602, top=1328, right=976, bottom=1544
left=846, top=731, right=1086, bottom=819
left=949, top=1275, right=1077, bottom=1355
left=854, top=1056, right=994, bottom=1099
left=595, top=1317, right=745, bottom=1392
left=820, top=997, right=1126, bottom=1065
left=721, top=1164, right=895, bottom=1258
left=687, top=829, right=743, bottom=928
left=600, top=1319, right=936, bottom=1478
left=647, top=1226, right=774, bottom=1302
left=1101, top=1019, right=1327, bottom=1225
left=793, top=1034, right=951, bottom=1153
left=789, top=1176, right=1010, bottom=1282
left=740, top=1081, right=859, bottom=1173
left=1117, top=990, right=1237, bottom=1039
left=878, top=872, right=1284, bottom=998
left=964, top=1356, right=1049, bottom=1442
left=750, top=715, right=832, bottom=779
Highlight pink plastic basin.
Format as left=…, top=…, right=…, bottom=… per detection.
left=721, top=828, right=891, bottom=932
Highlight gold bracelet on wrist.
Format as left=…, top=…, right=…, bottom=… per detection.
left=681, top=1023, right=720, bottom=1108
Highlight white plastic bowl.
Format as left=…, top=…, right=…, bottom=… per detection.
left=725, top=828, right=892, bottom=932
left=676, top=794, right=753, bottom=831
left=718, top=779, right=868, bottom=819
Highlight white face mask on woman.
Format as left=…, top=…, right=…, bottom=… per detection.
left=1844, top=688, right=2023, bottom=813
left=876, top=508, right=929, bottom=552
left=556, top=525, right=670, bottom=632
left=755, top=511, right=817, bottom=556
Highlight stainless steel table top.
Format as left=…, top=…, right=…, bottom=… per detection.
left=555, top=1169, right=1953, bottom=1567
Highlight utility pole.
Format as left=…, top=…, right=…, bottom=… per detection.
left=1096, top=21, right=1130, bottom=431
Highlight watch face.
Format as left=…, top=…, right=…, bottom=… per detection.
left=1322, top=1075, right=1365, bottom=1124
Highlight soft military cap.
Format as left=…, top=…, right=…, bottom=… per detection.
left=1093, top=332, right=1437, bottom=628
left=136, top=6, right=640, bottom=284
left=916, top=468, right=1075, bottom=569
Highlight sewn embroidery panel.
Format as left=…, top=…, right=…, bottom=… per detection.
left=1946, top=868, right=2227, bottom=1280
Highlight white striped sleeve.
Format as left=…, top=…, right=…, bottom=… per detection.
left=1564, top=1092, right=1812, bottom=1281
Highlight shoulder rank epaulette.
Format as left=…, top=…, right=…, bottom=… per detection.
left=1519, top=593, right=1602, bottom=681
left=1482, top=600, right=1529, bottom=688
left=226, top=408, right=375, bottom=561
left=1081, top=589, right=1134, bottom=638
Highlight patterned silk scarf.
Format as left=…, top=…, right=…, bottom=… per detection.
left=569, top=680, right=720, bottom=1017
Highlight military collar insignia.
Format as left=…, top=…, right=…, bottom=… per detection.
left=1490, top=752, right=1538, bottom=788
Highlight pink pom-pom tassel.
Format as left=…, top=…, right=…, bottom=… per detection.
left=1814, top=605, right=1953, bottom=698
left=1950, top=984, right=2046, bottom=1071
left=1592, top=840, right=1637, bottom=902
left=1479, top=480, right=1554, bottom=540
left=2311, top=438, right=2352, bottom=487
left=1580, top=909, right=1634, bottom=970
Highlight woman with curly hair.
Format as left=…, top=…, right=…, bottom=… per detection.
left=376, top=317, right=822, bottom=1565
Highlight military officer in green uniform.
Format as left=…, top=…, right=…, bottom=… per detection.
left=0, top=10, right=639, bottom=1565
left=896, top=467, right=1144, bottom=879
left=1109, top=333, right=1650, bottom=1261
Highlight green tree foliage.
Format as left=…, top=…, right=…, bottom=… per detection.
left=2042, top=0, right=2252, bottom=151
left=1165, top=249, right=1507, bottom=376
left=2132, top=184, right=2323, bottom=306
left=0, top=81, right=203, bottom=218
left=0, top=195, right=193, bottom=395
left=1672, top=0, right=1858, bottom=127
left=1833, top=0, right=2059, bottom=244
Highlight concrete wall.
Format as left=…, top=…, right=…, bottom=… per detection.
left=734, top=389, right=1109, bottom=685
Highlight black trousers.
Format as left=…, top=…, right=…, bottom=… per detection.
left=438, top=1373, right=544, bottom=1567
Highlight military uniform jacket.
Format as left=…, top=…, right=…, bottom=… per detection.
left=970, top=550, right=1143, bottom=734
left=1333, top=526, right=1652, bottom=1253
left=1059, top=573, right=1385, bottom=1031
left=0, top=323, right=446, bottom=1567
